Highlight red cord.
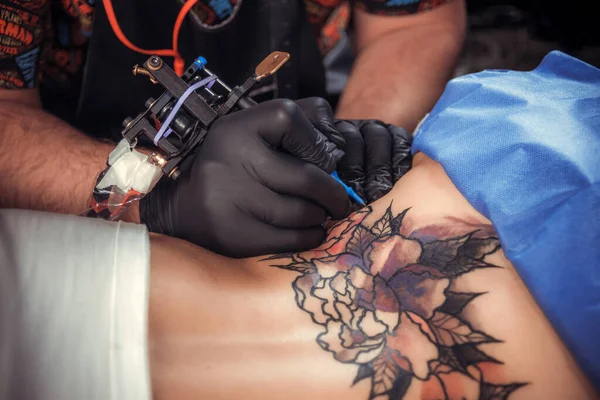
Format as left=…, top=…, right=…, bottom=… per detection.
left=102, top=0, right=198, bottom=76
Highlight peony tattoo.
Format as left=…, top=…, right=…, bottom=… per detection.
left=264, top=205, right=526, bottom=399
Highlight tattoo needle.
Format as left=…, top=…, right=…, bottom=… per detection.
left=331, top=171, right=365, bottom=205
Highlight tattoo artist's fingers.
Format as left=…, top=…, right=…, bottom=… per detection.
left=361, top=121, right=394, bottom=203
left=389, top=125, right=413, bottom=182
left=250, top=146, right=350, bottom=220
left=226, top=99, right=342, bottom=172
left=222, top=212, right=325, bottom=258
left=243, top=186, right=327, bottom=229
left=334, top=120, right=366, bottom=200
left=296, top=97, right=346, bottom=149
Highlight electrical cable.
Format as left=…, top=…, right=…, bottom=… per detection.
left=102, top=0, right=198, bottom=76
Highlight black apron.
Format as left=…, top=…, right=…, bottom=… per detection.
left=73, top=0, right=327, bottom=139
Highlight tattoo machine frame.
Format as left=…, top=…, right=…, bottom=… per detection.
left=85, top=51, right=290, bottom=220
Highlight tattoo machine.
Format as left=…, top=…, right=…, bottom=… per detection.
left=84, top=52, right=363, bottom=220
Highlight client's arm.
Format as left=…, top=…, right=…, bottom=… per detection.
left=147, top=154, right=596, bottom=400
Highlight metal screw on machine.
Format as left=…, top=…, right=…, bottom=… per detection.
left=148, top=56, right=163, bottom=70
left=149, top=153, right=180, bottom=180
left=145, top=97, right=156, bottom=108
left=169, top=169, right=181, bottom=180
left=149, top=153, right=168, bottom=168
left=122, top=117, right=134, bottom=129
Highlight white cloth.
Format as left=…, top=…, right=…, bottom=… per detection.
left=0, top=210, right=151, bottom=400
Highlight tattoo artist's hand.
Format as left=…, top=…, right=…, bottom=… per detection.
left=140, top=99, right=349, bottom=258
left=334, top=120, right=413, bottom=204
left=293, top=98, right=413, bottom=203
left=295, top=97, right=346, bottom=150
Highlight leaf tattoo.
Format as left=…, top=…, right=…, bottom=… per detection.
left=353, top=364, right=375, bottom=385
left=420, top=232, right=502, bottom=278
left=438, top=291, right=485, bottom=315
left=438, top=345, right=469, bottom=374
left=390, top=208, right=409, bottom=235
left=371, top=204, right=393, bottom=237
left=453, top=343, right=502, bottom=367
left=419, top=233, right=471, bottom=269
left=429, top=312, right=499, bottom=346
left=370, top=349, right=412, bottom=399
left=348, top=226, right=377, bottom=258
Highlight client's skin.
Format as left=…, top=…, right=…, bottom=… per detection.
left=147, top=153, right=597, bottom=400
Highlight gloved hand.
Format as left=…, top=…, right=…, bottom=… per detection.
left=294, top=98, right=413, bottom=204
left=140, top=99, right=349, bottom=258
left=295, top=97, right=346, bottom=151
left=334, top=119, right=413, bottom=204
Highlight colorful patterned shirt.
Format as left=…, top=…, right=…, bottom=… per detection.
left=0, top=0, right=448, bottom=90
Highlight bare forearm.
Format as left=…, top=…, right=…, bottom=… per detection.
left=0, top=100, right=112, bottom=214
left=337, top=13, right=465, bottom=131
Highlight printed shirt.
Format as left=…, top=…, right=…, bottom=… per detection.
left=0, top=0, right=448, bottom=90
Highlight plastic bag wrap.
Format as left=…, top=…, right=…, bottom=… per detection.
left=82, top=139, right=163, bottom=220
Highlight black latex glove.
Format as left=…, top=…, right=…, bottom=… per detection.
left=293, top=98, right=412, bottom=203
left=334, top=120, right=413, bottom=204
left=140, top=99, right=349, bottom=258
left=295, top=97, right=346, bottom=150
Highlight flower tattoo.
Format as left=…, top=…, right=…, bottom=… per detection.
left=264, top=205, right=526, bottom=399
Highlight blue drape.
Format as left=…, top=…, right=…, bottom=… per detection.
left=412, top=51, right=600, bottom=387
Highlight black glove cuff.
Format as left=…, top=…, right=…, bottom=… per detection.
left=139, top=178, right=175, bottom=235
